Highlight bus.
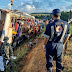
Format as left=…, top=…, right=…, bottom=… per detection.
left=0, top=9, right=35, bottom=48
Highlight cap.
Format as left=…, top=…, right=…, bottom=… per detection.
left=52, top=9, right=61, bottom=15
left=3, top=36, right=9, bottom=41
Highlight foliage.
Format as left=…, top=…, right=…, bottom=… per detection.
left=61, top=11, right=69, bottom=21
left=31, top=14, right=52, bottom=20
left=31, top=11, right=72, bottom=21
left=13, top=9, right=18, bottom=12
left=69, top=10, right=72, bottom=19
left=70, top=24, right=72, bottom=34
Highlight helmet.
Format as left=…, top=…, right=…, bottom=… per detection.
left=3, top=36, right=9, bottom=41
left=52, top=9, right=61, bottom=15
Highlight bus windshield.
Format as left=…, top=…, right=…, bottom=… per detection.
left=0, top=11, right=6, bottom=37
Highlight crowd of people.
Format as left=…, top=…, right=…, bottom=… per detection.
left=0, top=9, right=72, bottom=72
left=0, top=18, right=44, bottom=72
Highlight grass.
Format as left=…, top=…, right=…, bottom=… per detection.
left=6, top=24, right=72, bottom=72
left=14, top=47, right=28, bottom=62
left=6, top=37, right=35, bottom=72
left=6, top=48, right=29, bottom=72
left=6, top=31, right=44, bottom=72
left=63, top=24, right=72, bottom=71
left=70, top=24, right=72, bottom=34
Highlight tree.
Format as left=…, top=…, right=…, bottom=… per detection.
left=61, top=11, right=69, bottom=21
left=69, top=10, right=72, bottom=19
left=13, top=9, right=18, bottom=12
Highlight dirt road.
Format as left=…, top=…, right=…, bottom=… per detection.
left=20, top=39, right=72, bottom=72
left=20, top=40, right=47, bottom=72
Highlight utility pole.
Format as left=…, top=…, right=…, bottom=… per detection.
left=10, top=0, right=14, bottom=11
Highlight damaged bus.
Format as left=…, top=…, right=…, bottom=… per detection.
left=0, top=9, right=36, bottom=48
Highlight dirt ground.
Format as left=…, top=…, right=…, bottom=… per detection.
left=20, top=39, right=72, bottom=72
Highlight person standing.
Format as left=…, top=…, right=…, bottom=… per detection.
left=1, top=36, right=13, bottom=72
left=43, top=9, right=70, bottom=72
left=43, top=17, right=49, bottom=28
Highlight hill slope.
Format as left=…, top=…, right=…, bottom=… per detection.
left=20, top=39, right=72, bottom=72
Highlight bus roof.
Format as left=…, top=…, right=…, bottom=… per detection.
left=0, top=8, right=35, bottom=19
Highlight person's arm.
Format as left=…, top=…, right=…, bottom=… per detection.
left=68, top=34, right=72, bottom=40
left=63, top=34, right=70, bottom=45
left=63, top=23, right=70, bottom=46
left=43, top=37, right=49, bottom=50
left=44, top=37, right=49, bottom=46
left=43, top=24, right=50, bottom=50
left=9, top=44, right=13, bottom=56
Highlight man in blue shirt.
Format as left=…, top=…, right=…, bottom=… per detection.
left=43, top=9, right=70, bottom=72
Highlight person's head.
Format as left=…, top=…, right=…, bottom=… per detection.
left=3, top=36, right=9, bottom=42
left=52, top=9, right=61, bottom=20
left=43, top=19, right=48, bottom=25
left=45, top=20, right=49, bottom=24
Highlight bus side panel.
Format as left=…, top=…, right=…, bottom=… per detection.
left=1, top=13, right=12, bottom=44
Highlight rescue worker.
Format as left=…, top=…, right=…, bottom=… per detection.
left=18, top=23, right=22, bottom=37
left=48, top=19, right=54, bottom=23
left=64, top=42, right=67, bottom=55
left=38, top=24, right=41, bottom=32
left=1, top=36, right=13, bottom=72
left=33, top=24, right=36, bottom=34
left=43, top=9, right=70, bottom=72
left=43, top=16, right=49, bottom=28
left=64, top=34, right=70, bottom=55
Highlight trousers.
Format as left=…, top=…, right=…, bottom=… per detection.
left=3, top=58, right=12, bottom=72
left=46, top=42, right=64, bottom=71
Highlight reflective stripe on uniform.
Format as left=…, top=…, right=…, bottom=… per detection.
left=49, top=26, right=54, bottom=41
left=43, top=34, right=50, bottom=38
left=65, top=34, right=70, bottom=37
left=60, top=24, right=67, bottom=42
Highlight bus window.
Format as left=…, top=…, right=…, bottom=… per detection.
left=0, top=20, right=4, bottom=37
left=0, top=11, right=6, bottom=37
left=1, top=11, right=6, bottom=21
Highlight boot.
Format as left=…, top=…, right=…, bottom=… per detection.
left=47, top=68, right=52, bottom=72
left=56, top=68, right=63, bottom=72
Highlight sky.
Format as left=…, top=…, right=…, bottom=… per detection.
left=0, top=0, right=72, bottom=13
